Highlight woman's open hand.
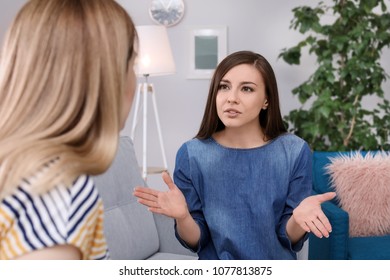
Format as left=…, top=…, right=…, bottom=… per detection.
left=133, top=172, right=189, bottom=219
left=292, top=192, right=336, bottom=238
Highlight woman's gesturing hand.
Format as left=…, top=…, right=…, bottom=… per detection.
left=133, top=172, right=189, bottom=220
left=292, top=192, right=336, bottom=238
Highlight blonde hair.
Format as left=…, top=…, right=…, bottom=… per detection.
left=0, top=0, right=137, bottom=198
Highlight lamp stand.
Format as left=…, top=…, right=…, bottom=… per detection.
left=130, top=75, right=168, bottom=180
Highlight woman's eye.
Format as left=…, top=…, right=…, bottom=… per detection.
left=242, top=86, right=254, bottom=92
left=218, top=84, right=229, bottom=91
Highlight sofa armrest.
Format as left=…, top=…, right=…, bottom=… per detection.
left=309, top=201, right=349, bottom=259
left=153, top=213, right=197, bottom=257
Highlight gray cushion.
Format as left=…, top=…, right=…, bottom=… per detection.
left=94, top=136, right=197, bottom=260
left=147, top=252, right=198, bottom=260
left=94, top=137, right=159, bottom=259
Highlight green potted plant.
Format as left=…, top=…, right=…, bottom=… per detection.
left=279, top=0, right=390, bottom=151
left=279, top=0, right=390, bottom=260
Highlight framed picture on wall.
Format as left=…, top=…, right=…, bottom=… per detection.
left=187, top=26, right=227, bottom=79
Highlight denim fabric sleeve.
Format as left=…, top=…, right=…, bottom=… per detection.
left=173, top=143, right=210, bottom=253
left=277, top=142, right=312, bottom=252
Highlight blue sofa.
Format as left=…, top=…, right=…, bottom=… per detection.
left=308, top=151, right=390, bottom=260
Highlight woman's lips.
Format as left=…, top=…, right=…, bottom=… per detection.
left=224, top=108, right=241, bottom=117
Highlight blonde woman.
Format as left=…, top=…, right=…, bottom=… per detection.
left=0, top=0, right=137, bottom=260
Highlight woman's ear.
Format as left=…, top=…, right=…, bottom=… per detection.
left=262, top=99, right=268, bottom=110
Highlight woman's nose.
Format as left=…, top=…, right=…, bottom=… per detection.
left=227, top=90, right=239, bottom=104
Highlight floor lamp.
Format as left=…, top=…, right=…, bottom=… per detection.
left=131, top=25, right=175, bottom=180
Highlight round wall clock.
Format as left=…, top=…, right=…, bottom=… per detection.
left=149, top=0, right=185, bottom=27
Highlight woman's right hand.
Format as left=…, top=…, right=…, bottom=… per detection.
left=135, top=172, right=202, bottom=248
left=133, top=172, right=189, bottom=220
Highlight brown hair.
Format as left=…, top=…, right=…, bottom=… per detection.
left=196, top=50, right=287, bottom=140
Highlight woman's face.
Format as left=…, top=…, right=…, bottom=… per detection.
left=121, top=55, right=137, bottom=129
left=215, top=63, right=268, bottom=131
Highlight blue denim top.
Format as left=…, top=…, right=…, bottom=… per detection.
left=173, top=133, right=312, bottom=260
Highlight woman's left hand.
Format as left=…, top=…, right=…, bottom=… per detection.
left=292, top=192, right=336, bottom=238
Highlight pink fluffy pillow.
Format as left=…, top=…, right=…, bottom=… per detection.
left=326, top=152, right=390, bottom=237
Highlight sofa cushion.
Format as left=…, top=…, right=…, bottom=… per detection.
left=93, top=136, right=160, bottom=259
left=348, top=235, right=390, bottom=259
left=312, top=151, right=369, bottom=197
left=326, top=151, right=390, bottom=237
left=147, top=252, right=198, bottom=260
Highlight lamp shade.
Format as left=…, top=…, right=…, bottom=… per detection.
left=135, top=25, right=176, bottom=77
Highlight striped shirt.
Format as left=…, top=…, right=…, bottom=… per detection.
left=0, top=175, right=109, bottom=260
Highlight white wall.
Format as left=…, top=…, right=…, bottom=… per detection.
left=1, top=0, right=389, bottom=190
left=0, top=0, right=25, bottom=34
